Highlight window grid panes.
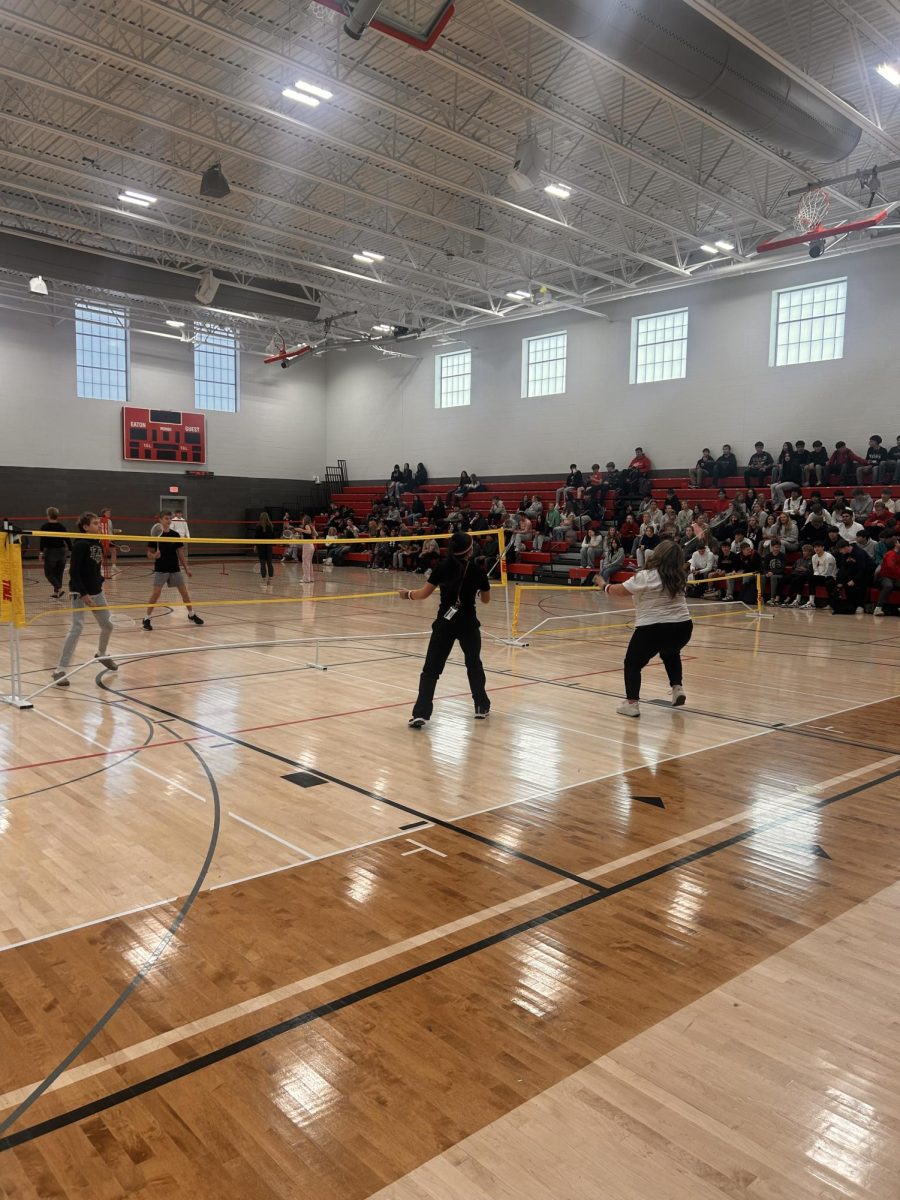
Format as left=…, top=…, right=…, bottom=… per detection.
left=522, top=331, right=567, bottom=397
left=194, top=323, right=239, bottom=412
left=435, top=349, right=471, bottom=409
left=770, top=278, right=846, bottom=367
left=75, top=302, right=129, bottom=401
left=629, top=308, right=688, bottom=385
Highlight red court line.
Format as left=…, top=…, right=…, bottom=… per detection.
left=2, top=657, right=686, bottom=775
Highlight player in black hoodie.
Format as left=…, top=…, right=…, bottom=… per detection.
left=52, top=512, right=117, bottom=686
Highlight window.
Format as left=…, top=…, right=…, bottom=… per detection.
left=194, top=323, right=239, bottom=412
left=435, top=349, right=471, bottom=409
left=769, top=278, right=846, bottom=367
left=522, top=331, right=567, bottom=397
left=75, top=302, right=129, bottom=401
left=630, top=308, right=688, bottom=384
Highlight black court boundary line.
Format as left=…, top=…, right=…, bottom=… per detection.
left=96, top=674, right=607, bottom=895
left=3, top=757, right=899, bottom=1152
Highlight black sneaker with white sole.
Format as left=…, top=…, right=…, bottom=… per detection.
left=188, top=612, right=204, bottom=625
left=142, top=618, right=152, bottom=631
left=408, top=716, right=428, bottom=729
left=474, top=707, right=490, bottom=720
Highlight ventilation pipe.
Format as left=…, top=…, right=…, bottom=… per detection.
left=507, top=0, right=861, bottom=163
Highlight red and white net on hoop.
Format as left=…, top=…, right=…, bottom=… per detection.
left=794, top=188, right=830, bottom=232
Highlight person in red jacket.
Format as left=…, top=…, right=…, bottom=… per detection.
left=873, top=536, right=900, bottom=615
left=827, top=441, right=865, bottom=486
left=629, top=447, right=652, bottom=475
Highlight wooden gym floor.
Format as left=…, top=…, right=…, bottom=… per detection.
left=1, top=560, right=899, bottom=1198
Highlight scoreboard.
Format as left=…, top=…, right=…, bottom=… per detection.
left=122, top=407, right=206, bottom=464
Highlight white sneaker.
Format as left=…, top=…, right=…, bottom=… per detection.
left=801, top=600, right=815, bottom=610
left=616, top=701, right=640, bottom=718
left=671, top=685, right=686, bottom=707
left=873, top=606, right=885, bottom=616
left=766, top=599, right=777, bottom=607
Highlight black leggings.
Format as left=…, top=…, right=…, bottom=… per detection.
left=624, top=620, right=693, bottom=701
left=257, top=546, right=274, bottom=578
left=412, top=618, right=489, bottom=720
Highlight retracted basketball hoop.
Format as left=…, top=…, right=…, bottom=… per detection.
left=757, top=188, right=900, bottom=254
left=309, top=0, right=455, bottom=50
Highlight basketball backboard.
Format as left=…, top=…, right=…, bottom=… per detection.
left=757, top=199, right=900, bottom=254
left=309, top=1, right=455, bottom=50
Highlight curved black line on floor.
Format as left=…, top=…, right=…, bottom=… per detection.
left=3, top=759, right=898, bottom=1153
left=96, top=670, right=607, bottom=895
left=0, top=740, right=222, bottom=1140
left=4, top=693, right=158, bottom=803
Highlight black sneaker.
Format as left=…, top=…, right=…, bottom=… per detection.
left=474, top=707, right=490, bottom=720
left=188, top=612, right=204, bottom=625
left=142, top=618, right=152, bottom=631
left=408, top=716, right=428, bottom=729
left=51, top=670, right=70, bottom=688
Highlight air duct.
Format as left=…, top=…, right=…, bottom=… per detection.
left=507, top=0, right=861, bottom=163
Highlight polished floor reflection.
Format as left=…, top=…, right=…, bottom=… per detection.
left=1, top=566, right=899, bottom=1197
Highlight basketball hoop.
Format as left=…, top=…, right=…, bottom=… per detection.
left=307, top=1, right=340, bottom=22
left=794, top=188, right=830, bottom=232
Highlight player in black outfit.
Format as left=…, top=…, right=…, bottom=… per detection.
left=38, top=506, right=70, bottom=598
left=399, top=532, right=491, bottom=728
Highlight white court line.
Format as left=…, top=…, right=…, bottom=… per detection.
left=797, top=755, right=900, bottom=793
left=401, top=839, right=447, bottom=858
left=0, top=897, right=178, bottom=954
left=3, top=749, right=896, bottom=1114
left=227, top=812, right=314, bottom=860
left=35, top=710, right=213, bottom=806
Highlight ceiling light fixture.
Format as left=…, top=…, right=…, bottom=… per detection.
left=291, top=79, right=333, bottom=101
left=506, top=290, right=531, bottom=300
left=715, top=239, right=735, bottom=251
left=29, top=275, right=49, bottom=295
left=700, top=244, right=718, bottom=254
left=877, top=62, right=900, bottom=87
left=544, top=183, right=571, bottom=200
left=123, top=189, right=157, bottom=204
left=208, top=307, right=262, bottom=321
left=372, top=324, right=393, bottom=333
left=353, top=253, right=376, bottom=264
left=362, top=251, right=385, bottom=261
left=118, top=193, right=152, bottom=207
left=282, top=87, right=320, bottom=107
left=165, top=319, right=186, bottom=328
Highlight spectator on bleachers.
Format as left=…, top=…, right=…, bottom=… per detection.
left=856, top=530, right=876, bottom=561
left=417, top=537, right=440, bottom=573
left=619, top=511, right=639, bottom=542
left=874, top=536, right=900, bottom=614
left=467, top=472, right=486, bottom=493
left=386, top=465, right=403, bottom=499
left=736, top=542, right=761, bottom=604
left=629, top=447, right=652, bottom=477
left=850, top=488, right=874, bottom=520
left=660, top=506, right=679, bottom=539
left=556, top=465, right=584, bottom=507
left=770, top=450, right=803, bottom=505
left=775, top=512, right=799, bottom=552
left=783, top=544, right=815, bottom=606
left=836, top=511, right=864, bottom=543
left=744, top=442, right=774, bottom=488
left=709, top=542, right=737, bottom=599
left=469, top=510, right=488, bottom=533
left=429, top=495, right=447, bottom=529
left=808, top=542, right=838, bottom=608
left=509, top=512, right=531, bottom=553
left=878, top=488, right=896, bottom=513
left=804, top=440, right=828, bottom=485
left=557, top=505, right=581, bottom=542
left=545, top=502, right=562, bottom=537
left=446, top=502, right=464, bottom=530
left=760, top=511, right=779, bottom=548
left=633, top=520, right=660, bottom=568
left=876, top=436, right=900, bottom=483
left=730, top=529, right=749, bottom=556
left=833, top=542, right=871, bottom=613
left=583, top=464, right=605, bottom=509
left=793, top=440, right=810, bottom=476
left=447, top=472, right=471, bottom=503
left=599, top=461, right=624, bottom=501
left=410, top=494, right=426, bottom=519
left=867, top=500, right=892, bottom=534
left=524, top=494, right=543, bottom=522
left=675, top=502, right=695, bottom=539
left=663, top=488, right=682, bottom=512
left=782, top=491, right=807, bottom=519
left=639, top=498, right=664, bottom=531
left=412, top=462, right=428, bottom=490
left=745, top=515, right=763, bottom=548
left=762, top=538, right=786, bottom=605
left=770, top=442, right=794, bottom=483
left=712, top=444, right=737, bottom=482
left=688, top=448, right=715, bottom=488
left=489, top=496, right=506, bottom=524
left=580, top=528, right=604, bottom=569
left=688, top=540, right=717, bottom=585
left=857, top=436, right=887, bottom=486
left=399, top=463, right=414, bottom=493
left=827, top=441, right=864, bottom=485
left=597, top=534, right=625, bottom=584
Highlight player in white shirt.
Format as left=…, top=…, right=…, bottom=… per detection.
left=603, top=541, right=693, bottom=718
left=804, top=543, right=837, bottom=610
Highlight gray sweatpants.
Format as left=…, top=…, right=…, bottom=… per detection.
left=58, top=593, right=113, bottom=669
